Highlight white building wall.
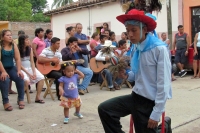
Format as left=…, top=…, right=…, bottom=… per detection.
left=51, top=0, right=180, bottom=48
left=153, top=0, right=179, bottom=33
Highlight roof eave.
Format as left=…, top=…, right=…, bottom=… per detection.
left=44, top=0, right=115, bottom=16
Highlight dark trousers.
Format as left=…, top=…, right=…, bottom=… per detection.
left=98, top=92, right=157, bottom=133
left=91, top=73, right=99, bottom=83
left=46, top=70, right=62, bottom=99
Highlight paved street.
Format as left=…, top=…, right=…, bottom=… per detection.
left=1, top=75, right=200, bottom=133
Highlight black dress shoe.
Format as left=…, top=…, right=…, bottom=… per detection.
left=157, top=116, right=172, bottom=133
left=165, top=116, right=172, bottom=133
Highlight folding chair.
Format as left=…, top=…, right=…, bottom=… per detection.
left=24, top=83, right=31, bottom=104
left=100, top=71, right=109, bottom=90
left=43, top=76, right=55, bottom=100
left=129, top=112, right=166, bottom=133
left=120, top=79, right=132, bottom=89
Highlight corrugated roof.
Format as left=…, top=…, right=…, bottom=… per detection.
left=44, top=0, right=115, bottom=16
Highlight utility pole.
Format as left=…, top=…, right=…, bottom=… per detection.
left=166, top=0, right=172, bottom=49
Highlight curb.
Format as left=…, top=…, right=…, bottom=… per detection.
left=0, top=123, right=22, bottom=133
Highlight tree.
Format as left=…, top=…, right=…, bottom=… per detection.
left=31, top=12, right=50, bottom=22
left=0, top=0, right=8, bottom=20
left=166, top=0, right=172, bottom=49
left=29, top=0, right=48, bottom=14
left=51, top=0, right=74, bottom=9
left=5, top=0, right=32, bottom=21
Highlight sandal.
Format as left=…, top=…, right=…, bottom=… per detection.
left=171, top=78, right=177, bottom=81
left=35, top=100, right=45, bottom=104
left=9, top=90, right=17, bottom=94
left=17, top=101, right=25, bottom=109
left=4, top=104, right=13, bottom=111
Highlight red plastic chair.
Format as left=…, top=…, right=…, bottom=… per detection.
left=129, top=112, right=165, bottom=133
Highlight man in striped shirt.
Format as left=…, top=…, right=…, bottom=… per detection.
left=38, top=37, right=62, bottom=100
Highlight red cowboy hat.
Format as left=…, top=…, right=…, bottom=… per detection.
left=116, top=9, right=157, bottom=32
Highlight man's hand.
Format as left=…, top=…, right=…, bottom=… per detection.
left=185, top=51, right=188, bottom=56
left=52, top=58, right=59, bottom=64
left=74, top=44, right=82, bottom=51
left=147, top=119, right=158, bottom=129
left=17, top=71, right=24, bottom=79
left=105, top=56, right=110, bottom=61
left=0, top=72, right=9, bottom=81
left=70, top=45, right=77, bottom=53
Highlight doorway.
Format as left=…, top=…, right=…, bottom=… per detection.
left=191, top=7, right=200, bottom=43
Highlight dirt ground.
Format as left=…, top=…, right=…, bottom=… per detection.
left=1, top=75, right=200, bottom=133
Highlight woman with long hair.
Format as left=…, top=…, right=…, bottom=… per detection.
left=44, top=29, right=53, bottom=48
left=65, top=26, right=76, bottom=45
left=192, top=26, right=200, bottom=79
left=0, top=30, right=25, bottom=111
left=18, top=35, right=45, bottom=103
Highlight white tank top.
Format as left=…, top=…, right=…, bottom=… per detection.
left=197, top=32, right=200, bottom=47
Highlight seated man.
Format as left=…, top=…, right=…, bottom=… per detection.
left=61, top=37, right=93, bottom=95
left=38, top=37, right=62, bottom=100
left=95, top=40, right=117, bottom=91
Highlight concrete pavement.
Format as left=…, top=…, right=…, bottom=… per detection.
left=0, top=75, right=200, bottom=133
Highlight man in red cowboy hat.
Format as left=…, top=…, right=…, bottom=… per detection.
left=98, top=9, right=172, bottom=133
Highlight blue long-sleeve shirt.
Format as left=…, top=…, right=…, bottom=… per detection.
left=129, top=40, right=172, bottom=121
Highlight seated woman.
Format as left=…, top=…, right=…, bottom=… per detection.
left=0, top=30, right=24, bottom=111
left=95, top=40, right=117, bottom=91
left=61, top=37, right=93, bottom=95
left=18, top=34, right=45, bottom=103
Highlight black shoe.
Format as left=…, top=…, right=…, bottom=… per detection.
left=180, top=70, right=187, bottom=78
left=157, top=116, right=172, bottom=133
left=165, top=116, right=172, bottom=133
left=42, top=88, right=46, bottom=91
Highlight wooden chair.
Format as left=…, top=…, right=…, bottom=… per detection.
left=100, top=71, right=109, bottom=90
left=43, top=76, right=55, bottom=100
left=24, top=83, right=31, bottom=104
left=120, top=79, right=132, bottom=89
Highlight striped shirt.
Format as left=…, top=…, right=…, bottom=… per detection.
left=39, top=47, right=62, bottom=61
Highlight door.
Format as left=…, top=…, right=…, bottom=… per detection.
left=191, top=7, right=200, bottom=43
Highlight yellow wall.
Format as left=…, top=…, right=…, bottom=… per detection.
left=0, top=23, right=9, bottom=31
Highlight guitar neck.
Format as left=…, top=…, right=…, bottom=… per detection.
left=59, top=60, right=77, bottom=65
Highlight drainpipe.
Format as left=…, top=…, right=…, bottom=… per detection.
left=88, top=7, right=91, bottom=35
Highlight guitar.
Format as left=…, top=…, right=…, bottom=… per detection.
left=90, top=56, right=131, bottom=73
left=90, top=57, right=111, bottom=73
left=36, top=58, right=84, bottom=75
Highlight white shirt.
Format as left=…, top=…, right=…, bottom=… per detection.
left=95, top=51, right=115, bottom=61
left=39, top=47, right=62, bottom=61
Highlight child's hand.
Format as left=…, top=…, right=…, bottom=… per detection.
left=59, top=88, right=64, bottom=96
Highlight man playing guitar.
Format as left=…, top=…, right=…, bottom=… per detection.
left=38, top=37, right=62, bottom=100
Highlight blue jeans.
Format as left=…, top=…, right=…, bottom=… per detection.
left=103, top=69, right=113, bottom=88
left=115, top=78, right=123, bottom=85
left=0, top=66, right=24, bottom=104
left=77, top=66, right=93, bottom=90
left=127, top=71, right=135, bottom=82
left=82, top=54, right=88, bottom=68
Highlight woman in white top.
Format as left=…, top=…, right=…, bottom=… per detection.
left=192, top=30, right=200, bottom=78
left=95, top=40, right=116, bottom=91
left=18, top=35, right=45, bottom=103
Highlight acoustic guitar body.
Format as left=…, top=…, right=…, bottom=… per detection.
left=90, top=58, right=110, bottom=73
left=36, top=60, right=61, bottom=75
